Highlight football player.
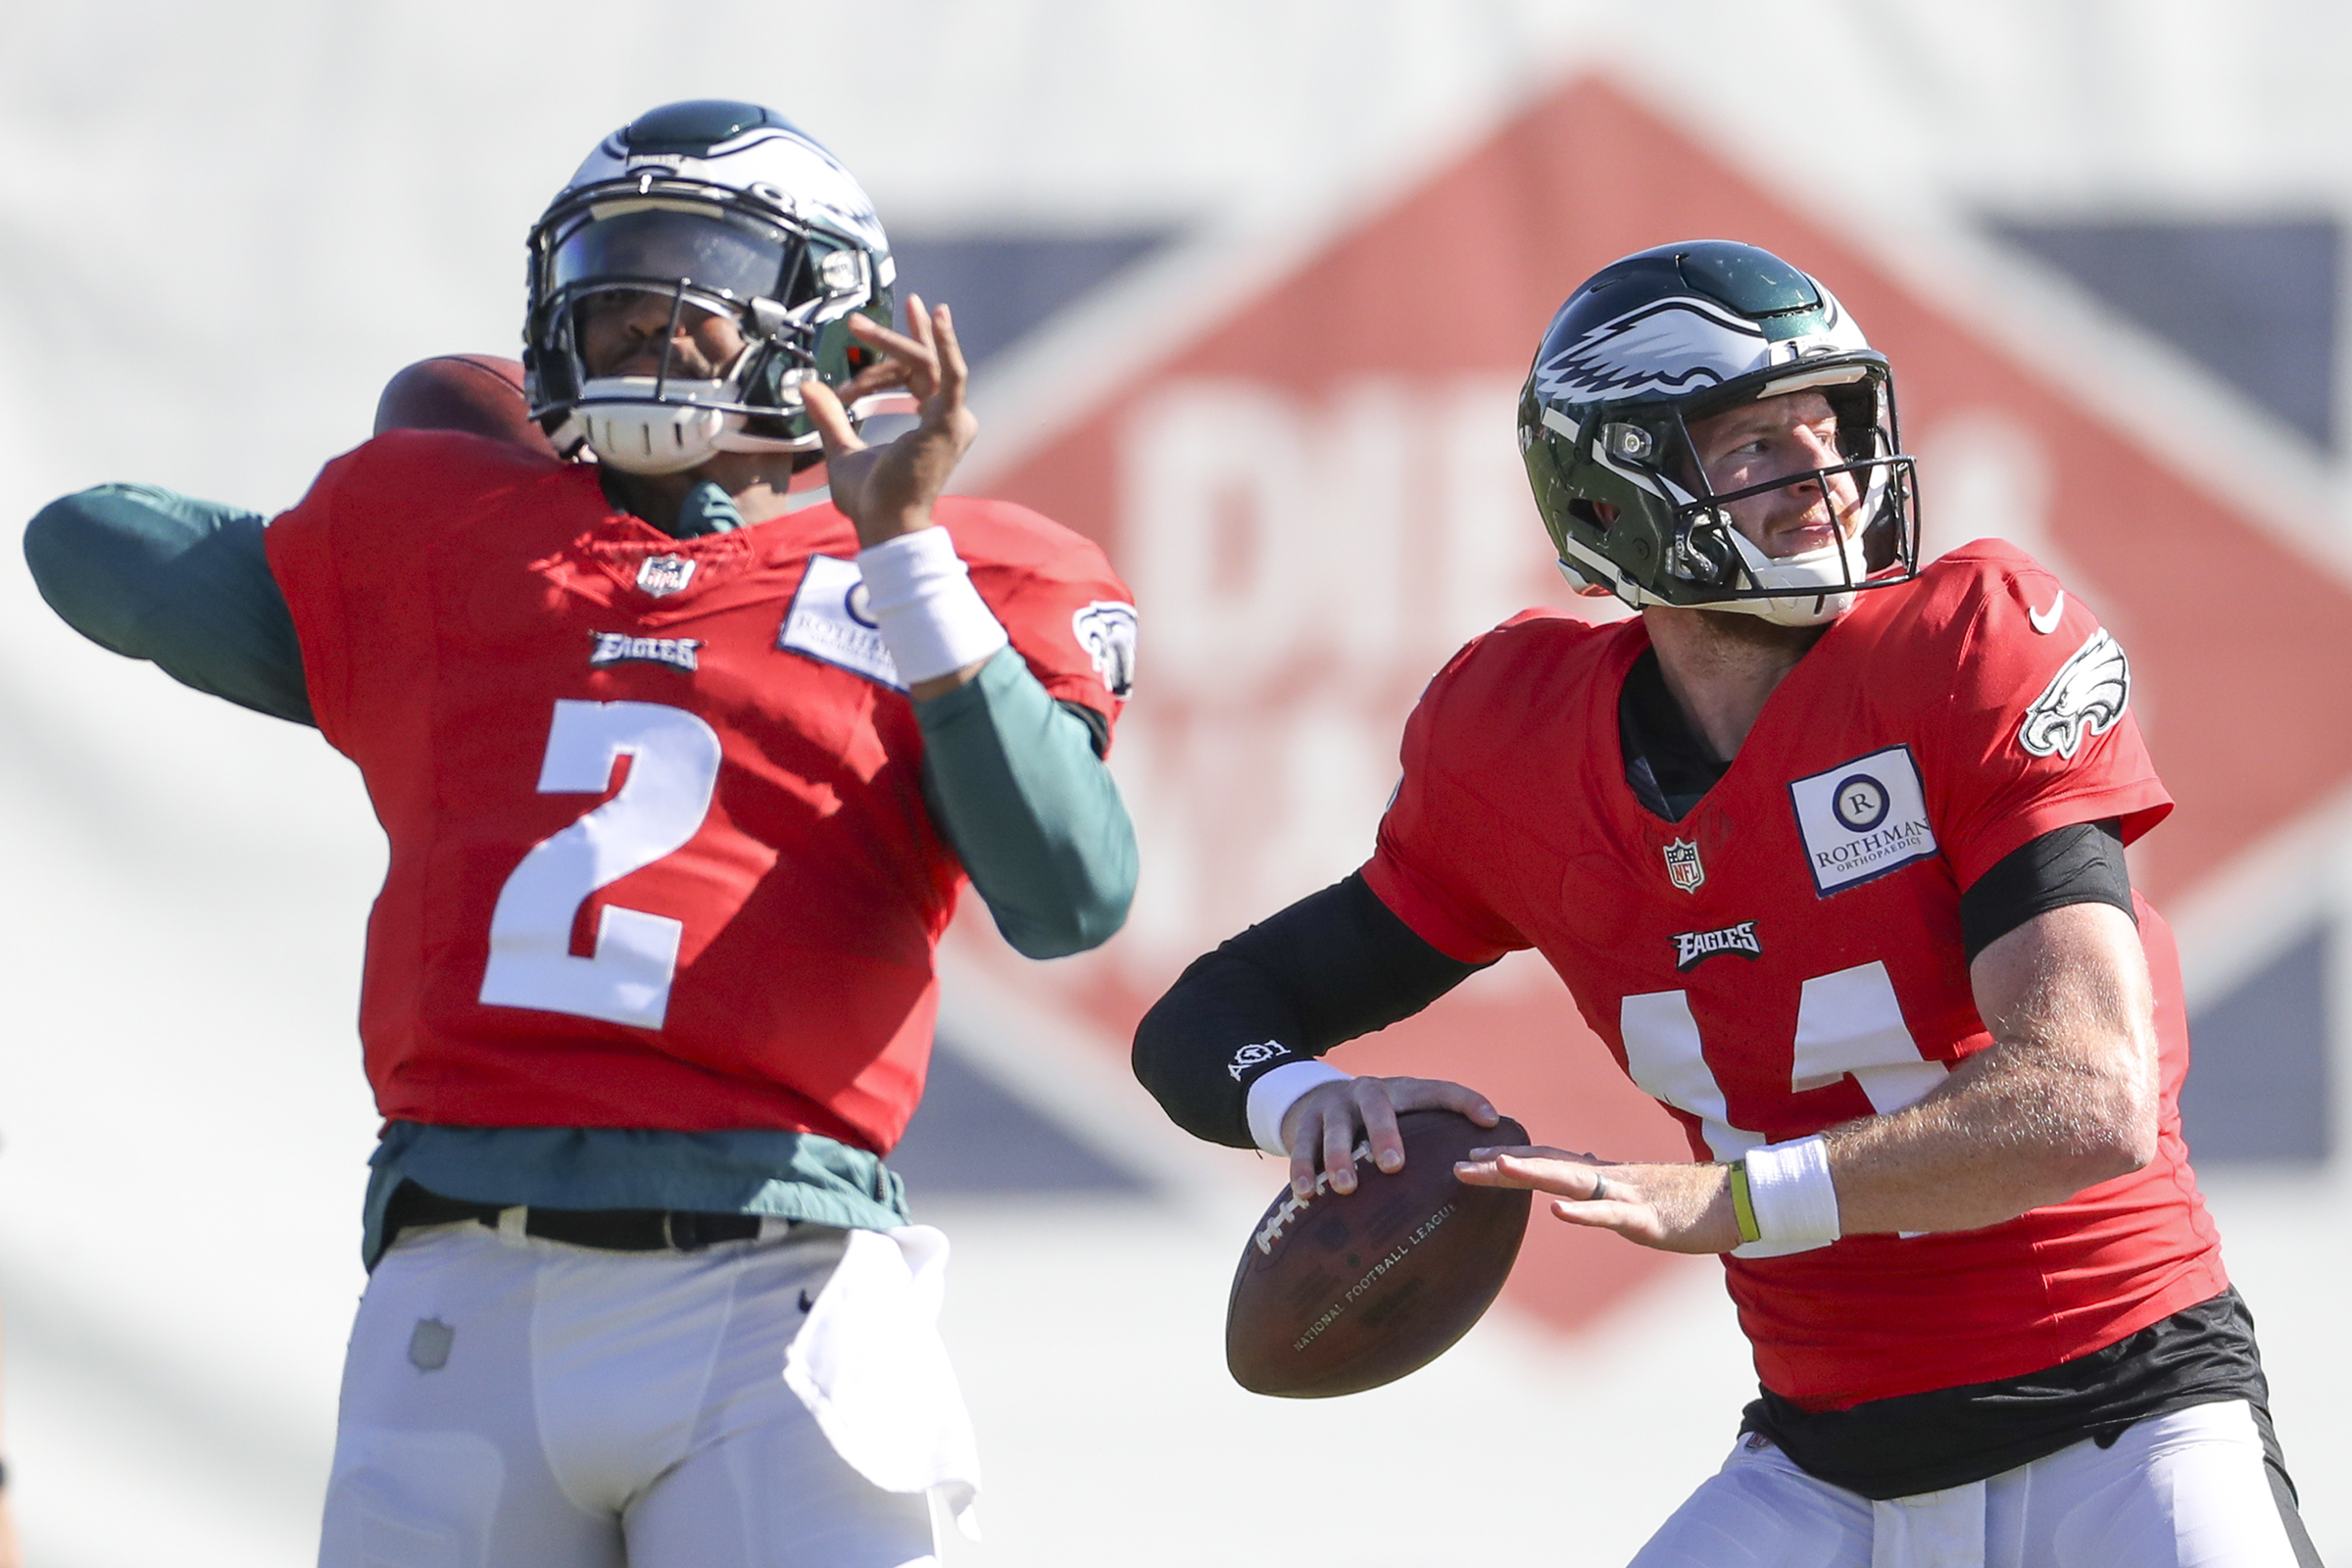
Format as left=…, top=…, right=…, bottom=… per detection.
left=25, top=101, right=1138, bottom=1567
left=1133, top=241, right=2320, bottom=1564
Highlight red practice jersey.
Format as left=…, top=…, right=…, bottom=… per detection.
left=265, top=431, right=1132, bottom=1152
left=1363, top=543, right=2226, bottom=1410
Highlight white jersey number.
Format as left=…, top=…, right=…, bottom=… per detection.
left=1619, top=960, right=1947, bottom=1255
left=478, top=700, right=723, bottom=1030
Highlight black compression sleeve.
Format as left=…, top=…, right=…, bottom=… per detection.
left=1958, top=819, right=2132, bottom=964
left=1131, top=871, right=1485, bottom=1149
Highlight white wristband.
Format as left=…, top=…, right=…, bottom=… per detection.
left=1741, top=1135, right=1841, bottom=1248
left=1245, top=1059, right=1354, bottom=1157
left=856, top=528, right=1009, bottom=686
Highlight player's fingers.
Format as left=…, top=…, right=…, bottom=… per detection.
left=1357, top=1084, right=1406, bottom=1175
left=1385, top=1075, right=1499, bottom=1127
left=1433, top=1079, right=1500, bottom=1127
left=931, top=303, right=970, bottom=404
left=846, top=310, right=933, bottom=377
left=800, top=380, right=865, bottom=458
left=840, top=349, right=914, bottom=401
left=900, top=292, right=944, bottom=402
left=1453, top=1149, right=1541, bottom=1186
left=1322, top=1102, right=1365, bottom=1195
left=1457, top=1151, right=1604, bottom=1199
left=1287, top=1103, right=1327, bottom=1198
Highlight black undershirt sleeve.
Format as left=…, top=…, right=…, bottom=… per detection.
left=1957, top=818, right=2132, bottom=963
left=1131, top=871, right=1487, bottom=1149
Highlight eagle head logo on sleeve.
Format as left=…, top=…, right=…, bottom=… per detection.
left=2018, top=628, right=2132, bottom=760
left=1072, top=601, right=1139, bottom=699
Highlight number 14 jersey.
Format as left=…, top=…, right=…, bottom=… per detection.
left=1362, top=542, right=2227, bottom=1411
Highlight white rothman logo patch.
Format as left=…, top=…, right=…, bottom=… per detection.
left=2019, top=628, right=2131, bottom=760
left=777, top=555, right=906, bottom=691
left=1788, top=746, right=1937, bottom=897
left=1663, top=838, right=1705, bottom=894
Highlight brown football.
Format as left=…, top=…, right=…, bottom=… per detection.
left=1225, top=1108, right=1531, bottom=1397
left=372, top=354, right=558, bottom=457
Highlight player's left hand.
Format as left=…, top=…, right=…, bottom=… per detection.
left=1453, top=1146, right=1743, bottom=1254
left=801, top=294, right=978, bottom=549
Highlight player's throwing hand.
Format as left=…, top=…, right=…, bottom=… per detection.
left=802, top=294, right=978, bottom=549
left=1454, top=1146, right=1743, bottom=1254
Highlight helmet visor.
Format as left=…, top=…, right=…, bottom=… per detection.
left=551, top=207, right=801, bottom=305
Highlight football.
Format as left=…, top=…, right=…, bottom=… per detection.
left=372, top=353, right=558, bottom=457
left=1225, top=1108, right=1532, bottom=1397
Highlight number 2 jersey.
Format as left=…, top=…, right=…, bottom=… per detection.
left=263, top=430, right=1130, bottom=1155
left=1361, top=541, right=2228, bottom=1411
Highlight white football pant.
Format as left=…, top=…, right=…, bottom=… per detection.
left=318, top=1219, right=956, bottom=1568
left=1630, top=1399, right=2306, bottom=1568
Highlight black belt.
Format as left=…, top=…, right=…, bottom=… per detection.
left=386, top=1180, right=766, bottom=1253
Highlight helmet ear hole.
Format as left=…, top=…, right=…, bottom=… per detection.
left=1676, top=515, right=1740, bottom=586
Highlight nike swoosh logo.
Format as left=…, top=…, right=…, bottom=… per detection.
left=2029, top=591, right=2065, bottom=635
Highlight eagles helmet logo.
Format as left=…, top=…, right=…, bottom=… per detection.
left=2018, top=628, right=2131, bottom=760
left=1532, top=294, right=1860, bottom=404
left=1533, top=298, right=1770, bottom=402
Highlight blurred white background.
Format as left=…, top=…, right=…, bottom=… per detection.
left=7, top=3, right=2352, bottom=1563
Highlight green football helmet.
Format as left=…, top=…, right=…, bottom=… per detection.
left=524, top=100, right=898, bottom=473
left=1516, top=240, right=1920, bottom=626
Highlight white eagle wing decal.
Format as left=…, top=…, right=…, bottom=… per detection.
left=1533, top=298, right=1774, bottom=402
left=2017, top=628, right=2131, bottom=760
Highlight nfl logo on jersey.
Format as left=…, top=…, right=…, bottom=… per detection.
left=636, top=555, right=697, bottom=597
left=1663, top=838, right=1704, bottom=893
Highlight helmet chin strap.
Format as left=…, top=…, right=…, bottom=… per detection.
left=1711, top=525, right=1869, bottom=627
left=573, top=318, right=823, bottom=473
left=576, top=381, right=735, bottom=473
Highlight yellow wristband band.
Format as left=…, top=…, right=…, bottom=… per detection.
left=1728, top=1160, right=1762, bottom=1245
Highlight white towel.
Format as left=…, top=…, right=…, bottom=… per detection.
left=1872, top=1481, right=1985, bottom=1568
left=784, top=1225, right=984, bottom=1540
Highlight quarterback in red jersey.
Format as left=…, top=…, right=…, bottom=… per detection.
left=1134, top=242, right=2318, bottom=1564
left=28, top=102, right=1136, bottom=1567
left=265, top=428, right=1125, bottom=1152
